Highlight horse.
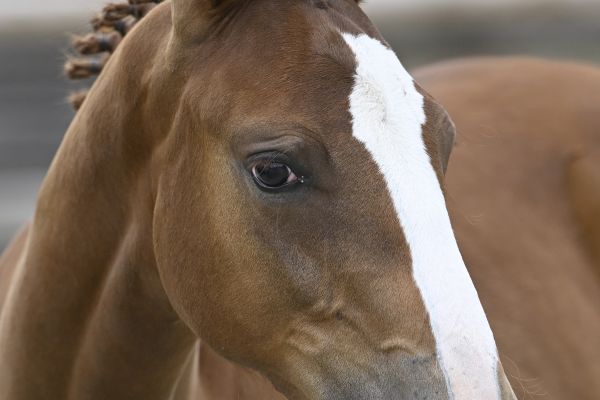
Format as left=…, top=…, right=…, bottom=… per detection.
left=0, top=0, right=590, bottom=398
left=415, top=57, right=600, bottom=400
left=0, top=0, right=514, bottom=398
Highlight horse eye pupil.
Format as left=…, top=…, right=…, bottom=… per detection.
left=256, top=163, right=290, bottom=187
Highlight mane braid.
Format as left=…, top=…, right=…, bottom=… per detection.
left=65, top=0, right=163, bottom=111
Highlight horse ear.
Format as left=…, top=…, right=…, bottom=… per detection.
left=438, top=110, right=456, bottom=175
left=425, top=101, right=456, bottom=175
left=171, top=0, right=226, bottom=41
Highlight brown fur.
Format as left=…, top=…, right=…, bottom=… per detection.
left=567, top=152, right=600, bottom=268
left=415, top=57, right=600, bottom=400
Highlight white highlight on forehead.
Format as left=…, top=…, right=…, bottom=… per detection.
left=341, top=32, right=501, bottom=399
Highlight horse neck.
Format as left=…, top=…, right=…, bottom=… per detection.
left=0, top=33, right=198, bottom=398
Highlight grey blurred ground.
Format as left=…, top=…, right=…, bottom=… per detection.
left=1, top=3, right=600, bottom=251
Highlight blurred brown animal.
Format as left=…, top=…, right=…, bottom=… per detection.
left=415, top=57, right=600, bottom=400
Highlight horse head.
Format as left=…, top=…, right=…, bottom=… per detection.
left=65, top=0, right=517, bottom=398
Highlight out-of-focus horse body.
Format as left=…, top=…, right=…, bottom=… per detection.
left=416, top=57, right=600, bottom=400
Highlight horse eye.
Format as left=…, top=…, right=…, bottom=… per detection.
left=251, top=161, right=299, bottom=189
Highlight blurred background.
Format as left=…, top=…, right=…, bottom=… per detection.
left=1, top=0, right=599, bottom=250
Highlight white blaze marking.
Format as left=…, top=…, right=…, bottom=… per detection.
left=342, top=33, right=501, bottom=399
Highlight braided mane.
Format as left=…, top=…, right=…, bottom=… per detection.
left=65, top=0, right=163, bottom=110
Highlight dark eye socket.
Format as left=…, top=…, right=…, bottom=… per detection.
left=251, top=160, right=300, bottom=190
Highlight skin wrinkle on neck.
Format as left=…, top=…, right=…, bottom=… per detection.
left=341, top=32, right=502, bottom=400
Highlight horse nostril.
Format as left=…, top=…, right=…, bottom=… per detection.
left=334, top=311, right=344, bottom=321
